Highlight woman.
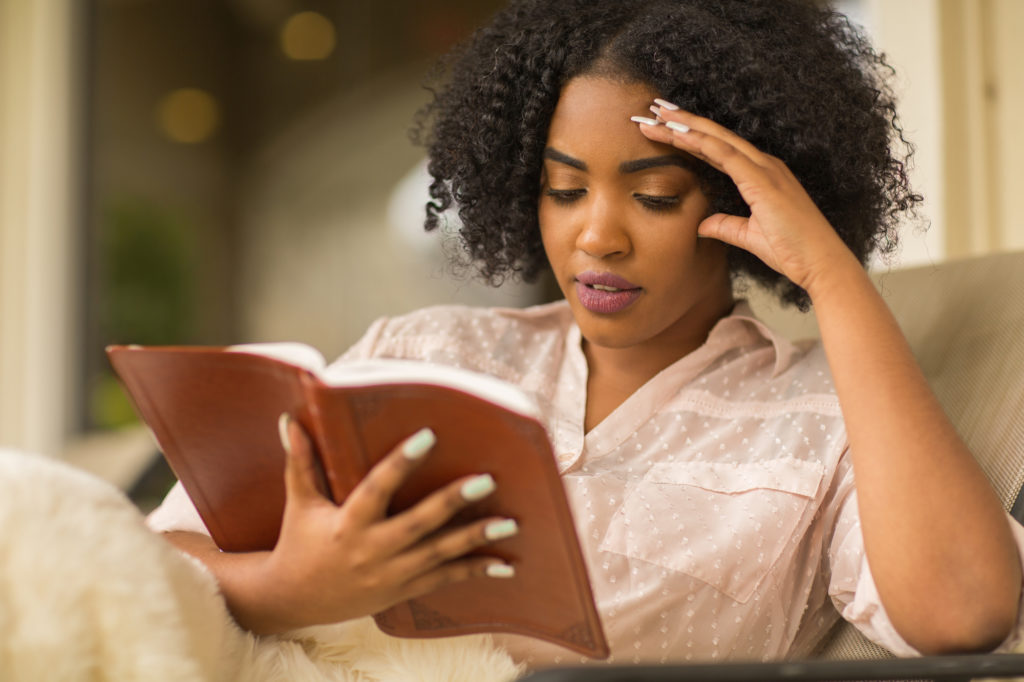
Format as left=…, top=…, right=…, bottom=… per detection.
left=153, top=0, right=1024, bottom=666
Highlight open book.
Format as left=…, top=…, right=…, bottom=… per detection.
left=107, top=343, right=609, bottom=658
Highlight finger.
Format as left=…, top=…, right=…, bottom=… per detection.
left=377, top=473, right=499, bottom=553
left=650, top=100, right=767, bottom=163
left=699, top=213, right=754, bottom=248
left=343, top=427, right=437, bottom=523
left=640, top=121, right=785, bottom=213
left=280, top=413, right=329, bottom=505
left=387, top=518, right=498, bottom=577
left=699, top=214, right=783, bottom=274
left=397, top=557, right=516, bottom=602
left=400, top=516, right=518, bottom=572
left=637, top=117, right=767, bottom=186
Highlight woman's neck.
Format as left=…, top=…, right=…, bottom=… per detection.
left=581, top=292, right=734, bottom=432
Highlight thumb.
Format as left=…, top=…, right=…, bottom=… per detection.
left=698, top=213, right=750, bottom=249
left=279, top=413, right=329, bottom=505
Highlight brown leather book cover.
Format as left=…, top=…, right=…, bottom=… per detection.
left=107, top=344, right=609, bottom=658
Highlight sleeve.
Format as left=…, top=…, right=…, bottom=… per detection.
left=828, top=454, right=1024, bottom=655
left=145, top=481, right=210, bottom=535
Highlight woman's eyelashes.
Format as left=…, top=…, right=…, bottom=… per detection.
left=544, top=188, right=586, bottom=205
left=544, top=188, right=681, bottom=213
left=634, top=193, right=680, bottom=213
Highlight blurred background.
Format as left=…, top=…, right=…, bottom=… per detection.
left=0, top=0, right=1022, bottom=506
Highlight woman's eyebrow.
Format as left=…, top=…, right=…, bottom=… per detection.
left=543, top=148, right=696, bottom=174
left=543, top=147, right=586, bottom=170
left=540, top=149, right=692, bottom=175
left=619, top=155, right=696, bottom=174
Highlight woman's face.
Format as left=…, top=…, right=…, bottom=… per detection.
left=539, top=76, right=732, bottom=355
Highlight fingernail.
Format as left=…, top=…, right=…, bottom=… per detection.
left=649, top=105, right=663, bottom=118
left=630, top=115, right=660, bottom=126
left=402, top=427, right=436, bottom=460
left=654, top=98, right=679, bottom=110
left=486, top=563, right=515, bottom=579
left=666, top=121, right=690, bottom=133
left=278, top=413, right=292, bottom=455
left=485, top=518, right=519, bottom=541
left=461, top=473, right=496, bottom=501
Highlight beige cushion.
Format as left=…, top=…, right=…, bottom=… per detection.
left=750, top=250, right=1024, bottom=659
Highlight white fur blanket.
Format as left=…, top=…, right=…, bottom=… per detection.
left=0, top=448, right=524, bottom=682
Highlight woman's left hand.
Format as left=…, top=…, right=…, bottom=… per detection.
left=636, top=102, right=857, bottom=296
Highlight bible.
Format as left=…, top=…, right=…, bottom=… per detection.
left=106, top=343, right=609, bottom=658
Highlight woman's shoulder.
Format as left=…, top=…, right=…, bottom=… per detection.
left=335, top=300, right=574, bottom=373
left=719, top=302, right=838, bottom=398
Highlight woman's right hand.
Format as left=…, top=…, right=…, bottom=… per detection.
left=170, top=415, right=518, bottom=635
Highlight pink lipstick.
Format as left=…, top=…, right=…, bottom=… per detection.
left=575, top=271, right=642, bottom=314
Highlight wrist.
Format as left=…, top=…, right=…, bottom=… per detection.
left=801, top=246, right=869, bottom=307
left=167, top=534, right=298, bottom=635
left=222, top=550, right=308, bottom=635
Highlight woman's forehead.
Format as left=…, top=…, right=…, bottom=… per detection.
left=546, top=77, right=676, bottom=167
left=552, top=76, right=657, bottom=121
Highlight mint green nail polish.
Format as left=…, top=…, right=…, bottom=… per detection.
left=278, top=413, right=292, bottom=455
left=402, top=428, right=436, bottom=460
left=461, top=473, right=496, bottom=501
left=485, top=518, right=519, bottom=541
left=486, top=563, right=515, bottom=579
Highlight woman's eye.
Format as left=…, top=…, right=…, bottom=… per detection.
left=635, top=194, right=680, bottom=213
left=545, top=188, right=586, bottom=205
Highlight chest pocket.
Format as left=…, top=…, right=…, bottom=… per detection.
left=599, top=458, right=824, bottom=603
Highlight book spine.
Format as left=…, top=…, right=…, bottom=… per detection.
left=302, top=375, right=367, bottom=503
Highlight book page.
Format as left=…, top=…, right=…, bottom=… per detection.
left=321, top=359, right=540, bottom=419
left=226, top=342, right=327, bottom=374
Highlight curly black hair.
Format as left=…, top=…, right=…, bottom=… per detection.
left=413, top=0, right=922, bottom=309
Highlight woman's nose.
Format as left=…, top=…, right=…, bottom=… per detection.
left=575, top=195, right=631, bottom=258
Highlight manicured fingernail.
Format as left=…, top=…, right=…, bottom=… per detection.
left=486, top=563, right=515, bottom=579
left=278, top=413, right=292, bottom=455
left=666, top=121, right=690, bottom=133
left=649, top=105, right=663, bottom=118
left=630, top=115, right=660, bottom=126
left=461, top=474, right=496, bottom=501
left=402, top=428, right=436, bottom=460
left=654, top=98, right=679, bottom=110
left=485, top=518, right=519, bottom=541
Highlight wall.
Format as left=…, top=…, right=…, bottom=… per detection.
left=0, top=0, right=83, bottom=456
left=850, top=0, right=1024, bottom=266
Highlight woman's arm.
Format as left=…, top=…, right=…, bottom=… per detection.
left=807, top=251, right=1020, bottom=653
left=165, top=416, right=517, bottom=634
left=639, top=105, right=1022, bottom=654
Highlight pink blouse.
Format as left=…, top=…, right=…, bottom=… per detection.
left=148, top=300, right=1024, bottom=666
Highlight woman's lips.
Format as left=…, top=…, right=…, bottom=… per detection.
left=574, top=271, right=642, bottom=314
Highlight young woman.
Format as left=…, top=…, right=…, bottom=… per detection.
left=152, top=0, right=1024, bottom=667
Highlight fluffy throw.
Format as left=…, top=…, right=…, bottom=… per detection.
left=0, top=448, right=524, bottom=682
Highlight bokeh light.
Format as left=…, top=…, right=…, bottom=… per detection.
left=280, top=11, right=336, bottom=61
left=156, top=88, right=220, bottom=144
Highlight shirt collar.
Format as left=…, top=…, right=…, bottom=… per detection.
left=557, top=299, right=801, bottom=457
left=706, top=300, right=801, bottom=378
